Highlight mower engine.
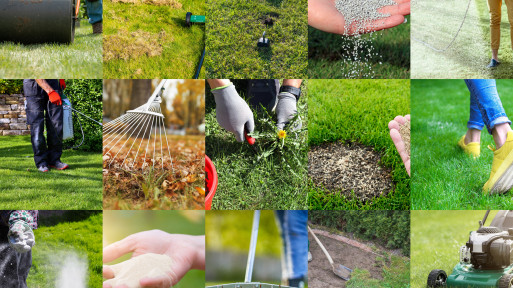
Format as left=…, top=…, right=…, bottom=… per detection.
left=464, top=227, right=513, bottom=269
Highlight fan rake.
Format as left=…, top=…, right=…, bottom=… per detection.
left=103, top=80, right=173, bottom=172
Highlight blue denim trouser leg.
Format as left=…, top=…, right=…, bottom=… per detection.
left=464, top=79, right=511, bottom=134
left=85, top=0, right=103, bottom=24
left=275, top=210, right=308, bottom=281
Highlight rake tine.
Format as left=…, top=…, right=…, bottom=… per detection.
left=120, top=114, right=152, bottom=168
left=103, top=113, right=138, bottom=135
left=108, top=112, right=150, bottom=168
left=104, top=113, right=145, bottom=156
left=130, top=114, right=153, bottom=170
left=143, top=115, right=156, bottom=168
left=161, top=116, right=173, bottom=172
left=103, top=113, right=143, bottom=145
left=159, top=116, right=164, bottom=170
left=152, top=114, right=158, bottom=171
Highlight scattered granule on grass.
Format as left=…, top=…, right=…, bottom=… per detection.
left=308, top=142, right=393, bottom=201
left=335, top=0, right=396, bottom=34
left=399, top=121, right=410, bottom=157
left=104, top=29, right=169, bottom=61
left=111, top=0, right=182, bottom=8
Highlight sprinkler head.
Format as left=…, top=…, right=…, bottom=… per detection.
left=185, top=12, right=192, bottom=27
left=257, top=31, right=270, bottom=47
left=185, top=12, right=206, bottom=27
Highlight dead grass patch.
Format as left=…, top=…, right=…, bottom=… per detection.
left=103, top=29, right=170, bottom=61
left=111, top=0, right=182, bottom=8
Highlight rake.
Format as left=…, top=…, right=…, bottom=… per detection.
left=103, top=79, right=173, bottom=171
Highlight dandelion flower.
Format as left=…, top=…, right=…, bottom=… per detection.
left=278, top=130, right=287, bottom=139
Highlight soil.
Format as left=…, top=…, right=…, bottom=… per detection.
left=308, top=231, right=382, bottom=288
left=308, top=142, right=393, bottom=201
left=104, top=29, right=169, bottom=61
left=399, top=121, right=410, bottom=157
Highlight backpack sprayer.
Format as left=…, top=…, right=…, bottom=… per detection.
left=62, top=95, right=102, bottom=149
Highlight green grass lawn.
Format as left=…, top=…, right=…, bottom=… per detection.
left=410, top=210, right=498, bottom=288
left=206, top=0, right=307, bottom=78
left=411, top=0, right=513, bottom=79
left=205, top=81, right=308, bottom=210
left=103, top=0, right=205, bottom=79
left=308, top=80, right=410, bottom=210
left=347, top=256, right=410, bottom=288
left=0, top=135, right=102, bottom=209
left=28, top=211, right=102, bottom=288
left=308, top=15, right=410, bottom=79
left=0, top=20, right=102, bottom=79
left=411, top=80, right=513, bottom=210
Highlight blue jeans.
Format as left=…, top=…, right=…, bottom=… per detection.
left=85, top=0, right=103, bottom=24
left=464, top=79, right=511, bottom=134
left=275, top=210, right=307, bottom=281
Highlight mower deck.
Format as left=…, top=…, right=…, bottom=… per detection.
left=206, top=282, right=292, bottom=288
left=446, top=263, right=513, bottom=287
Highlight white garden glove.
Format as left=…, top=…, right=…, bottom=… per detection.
left=8, top=221, right=35, bottom=253
left=276, top=92, right=300, bottom=131
left=213, top=84, right=255, bottom=142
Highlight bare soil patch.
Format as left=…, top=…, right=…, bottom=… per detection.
left=111, top=0, right=182, bottom=8
left=308, top=231, right=382, bottom=288
left=308, top=142, right=393, bottom=201
left=103, top=29, right=169, bottom=61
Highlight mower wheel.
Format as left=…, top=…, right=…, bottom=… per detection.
left=427, top=269, right=447, bottom=287
left=499, top=274, right=513, bottom=288
left=185, top=12, right=192, bottom=27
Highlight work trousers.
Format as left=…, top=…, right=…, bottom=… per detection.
left=488, top=0, right=513, bottom=50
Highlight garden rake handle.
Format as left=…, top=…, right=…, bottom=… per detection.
left=244, top=210, right=261, bottom=283
left=308, top=226, right=334, bottom=266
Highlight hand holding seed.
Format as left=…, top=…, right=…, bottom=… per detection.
left=308, top=0, right=410, bottom=35
left=103, top=230, right=205, bottom=288
left=389, top=114, right=410, bottom=176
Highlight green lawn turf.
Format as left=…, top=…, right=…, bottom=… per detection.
left=28, top=211, right=102, bottom=288
left=0, top=20, right=102, bottom=79
left=103, top=0, right=206, bottom=79
left=410, top=210, right=498, bottom=288
left=308, top=80, right=410, bottom=210
left=411, top=80, right=513, bottom=210
left=205, top=81, right=308, bottom=210
left=308, top=15, right=410, bottom=79
left=205, top=0, right=308, bottom=78
left=0, top=135, right=102, bottom=209
left=347, top=256, right=410, bottom=288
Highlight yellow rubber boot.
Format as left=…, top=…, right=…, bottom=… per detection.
left=483, top=131, right=513, bottom=195
left=458, top=135, right=480, bottom=158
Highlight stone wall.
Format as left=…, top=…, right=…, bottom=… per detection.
left=0, top=94, right=29, bottom=136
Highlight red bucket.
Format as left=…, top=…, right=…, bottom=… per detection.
left=205, top=155, right=217, bottom=210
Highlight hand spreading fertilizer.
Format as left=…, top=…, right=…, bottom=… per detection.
left=333, top=0, right=399, bottom=78
left=104, top=253, right=174, bottom=288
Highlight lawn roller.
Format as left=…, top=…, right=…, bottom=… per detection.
left=427, top=210, right=513, bottom=288
left=206, top=210, right=292, bottom=288
left=0, top=0, right=80, bottom=44
left=185, top=12, right=206, bottom=79
left=103, top=79, right=173, bottom=171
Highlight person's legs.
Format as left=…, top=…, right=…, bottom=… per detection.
left=275, top=210, right=308, bottom=288
left=85, top=0, right=103, bottom=34
left=488, top=0, right=501, bottom=59
left=505, top=0, right=513, bottom=50
left=0, top=226, right=31, bottom=288
left=247, top=79, right=280, bottom=112
left=46, top=100, right=63, bottom=166
left=25, top=96, right=48, bottom=168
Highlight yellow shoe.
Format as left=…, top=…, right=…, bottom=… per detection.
left=483, top=131, right=513, bottom=195
left=458, top=135, right=480, bottom=158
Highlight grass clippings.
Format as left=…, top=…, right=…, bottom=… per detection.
left=111, top=0, right=182, bottom=8
left=103, top=29, right=168, bottom=61
left=399, top=121, right=410, bottom=157
left=308, top=142, right=393, bottom=202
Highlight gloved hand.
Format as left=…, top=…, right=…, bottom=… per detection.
left=276, top=92, right=300, bottom=131
left=59, top=79, right=66, bottom=90
left=48, top=90, right=62, bottom=106
left=212, top=84, right=255, bottom=142
left=8, top=221, right=35, bottom=253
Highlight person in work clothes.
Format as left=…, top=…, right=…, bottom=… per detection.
left=487, top=0, right=513, bottom=68
left=0, top=210, right=38, bottom=288
left=23, top=79, right=68, bottom=172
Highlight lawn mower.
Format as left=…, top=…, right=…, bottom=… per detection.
left=206, top=211, right=292, bottom=288
left=427, top=210, right=513, bottom=288
left=185, top=12, right=205, bottom=79
left=0, top=0, right=80, bottom=43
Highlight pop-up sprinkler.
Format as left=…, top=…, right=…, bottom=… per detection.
left=257, top=31, right=270, bottom=47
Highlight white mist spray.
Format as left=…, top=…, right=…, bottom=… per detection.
left=55, top=252, right=88, bottom=288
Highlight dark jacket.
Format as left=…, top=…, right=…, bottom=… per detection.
left=23, top=79, right=60, bottom=97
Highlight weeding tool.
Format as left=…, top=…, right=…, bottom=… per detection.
left=244, top=130, right=258, bottom=154
left=257, top=31, right=270, bottom=47
left=308, top=226, right=353, bottom=280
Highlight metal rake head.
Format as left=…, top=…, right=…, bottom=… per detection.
left=103, top=80, right=173, bottom=171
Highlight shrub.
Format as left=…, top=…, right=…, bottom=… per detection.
left=63, top=79, right=103, bottom=152
left=0, top=79, right=23, bottom=94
